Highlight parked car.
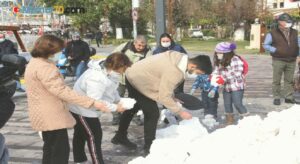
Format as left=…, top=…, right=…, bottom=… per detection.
left=188, top=29, right=204, bottom=38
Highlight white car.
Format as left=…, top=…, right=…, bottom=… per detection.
left=188, top=29, right=204, bottom=38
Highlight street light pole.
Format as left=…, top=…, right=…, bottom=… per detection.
left=155, top=0, right=166, bottom=45
left=132, top=0, right=139, bottom=39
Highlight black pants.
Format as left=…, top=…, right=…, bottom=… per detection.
left=72, top=113, right=104, bottom=164
left=201, top=91, right=219, bottom=118
left=96, top=38, right=102, bottom=47
left=117, top=78, right=160, bottom=150
left=42, top=129, right=70, bottom=164
left=0, top=85, right=16, bottom=129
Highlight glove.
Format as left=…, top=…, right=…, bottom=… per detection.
left=216, top=75, right=225, bottom=85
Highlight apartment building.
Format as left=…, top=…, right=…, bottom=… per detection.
left=266, top=0, right=300, bottom=11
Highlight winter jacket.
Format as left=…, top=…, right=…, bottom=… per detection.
left=113, top=41, right=152, bottom=85
left=65, top=40, right=90, bottom=66
left=0, top=39, right=18, bottom=56
left=126, top=51, right=186, bottom=113
left=213, top=56, right=245, bottom=92
left=69, top=59, right=120, bottom=118
left=25, top=57, right=95, bottom=131
left=153, top=43, right=187, bottom=55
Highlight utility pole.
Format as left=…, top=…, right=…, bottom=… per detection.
left=132, top=0, right=139, bottom=39
left=155, top=0, right=166, bottom=45
left=167, top=0, right=174, bottom=35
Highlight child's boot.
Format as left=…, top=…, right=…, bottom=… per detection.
left=225, top=113, right=234, bottom=125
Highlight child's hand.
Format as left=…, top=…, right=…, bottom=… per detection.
left=93, top=101, right=110, bottom=113
left=178, top=110, right=192, bottom=120
left=116, top=103, right=126, bottom=113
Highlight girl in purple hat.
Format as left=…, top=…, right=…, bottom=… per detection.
left=213, top=42, right=249, bottom=126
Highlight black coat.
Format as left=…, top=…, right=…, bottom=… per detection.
left=65, top=40, right=91, bottom=66
left=0, top=40, right=18, bottom=56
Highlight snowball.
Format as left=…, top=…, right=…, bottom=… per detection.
left=120, top=98, right=136, bottom=110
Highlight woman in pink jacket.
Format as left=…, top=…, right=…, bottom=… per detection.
left=25, top=35, right=109, bottom=164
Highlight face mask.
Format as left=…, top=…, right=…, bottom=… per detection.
left=185, top=68, right=198, bottom=78
left=161, top=42, right=171, bottom=48
left=109, top=71, right=121, bottom=82
left=0, top=38, right=5, bottom=42
left=217, top=53, right=223, bottom=60
left=285, top=23, right=292, bottom=28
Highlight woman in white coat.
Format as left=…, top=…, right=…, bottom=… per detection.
left=69, top=52, right=132, bottom=164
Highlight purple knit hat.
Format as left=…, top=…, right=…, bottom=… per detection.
left=215, top=42, right=237, bottom=53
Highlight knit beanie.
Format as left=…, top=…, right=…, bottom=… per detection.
left=215, top=42, right=236, bottom=53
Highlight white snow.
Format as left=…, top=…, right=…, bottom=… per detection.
left=120, top=98, right=136, bottom=110
left=129, top=105, right=300, bottom=164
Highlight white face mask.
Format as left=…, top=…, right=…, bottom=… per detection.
left=0, top=38, right=5, bottom=42
left=285, top=23, right=292, bottom=28
left=161, top=42, right=171, bottom=48
left=109, top=70, right=121, bottom=82
left=186, top=71, right=197, bottom=79
left=217, top=53, right=223, bottom=60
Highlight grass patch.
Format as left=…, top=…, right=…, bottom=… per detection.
left=179, top=38, right=267, bottom=55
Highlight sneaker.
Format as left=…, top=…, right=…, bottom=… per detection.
left=111, top=134, right=137, bottom=150
left=285, top=99, right=295, bottom=104
left=273, top=99, right=281, bottom=105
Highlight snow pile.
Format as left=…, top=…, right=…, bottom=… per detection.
left=201, top=114, right=219, bottom=130
left=129, top=105, right=300, bottom=164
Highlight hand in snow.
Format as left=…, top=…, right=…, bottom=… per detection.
left=179, top=111, right=192, bottom=120
left=93, top=101, right=110, bottom=113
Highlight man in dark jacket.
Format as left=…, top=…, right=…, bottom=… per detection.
left=263, top=13, right=300, bottom=105
left=95, top=30, right=102, bottom=48
left=65, top=32, right=91, bottom=79
left=0, top=32, right=18, bottom=56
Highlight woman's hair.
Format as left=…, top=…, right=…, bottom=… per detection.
left=31, top=35, right=64, bottom=58
left=213, top=51, right=235, bottom=67
left=159, top=33, right=174, bottom=44
left=104, top=52, right=132, bottom=70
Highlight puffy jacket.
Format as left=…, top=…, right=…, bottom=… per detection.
left=64, top=40, right=90, bottom=66
left=0, top=39, right=18, bottom=56
left=69, top=59, right=120, bottom=117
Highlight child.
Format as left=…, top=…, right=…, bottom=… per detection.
left=213, top=42, right=249, bottom=125
left=69, top=52, right=132, bottom=164
left=190, top=62, right=224, bottom=119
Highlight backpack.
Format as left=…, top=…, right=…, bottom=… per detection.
left=236, top=55, right=248, bottom=76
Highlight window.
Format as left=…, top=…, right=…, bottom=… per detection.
left=280, top=2, right=284, bottom=8
left=273, top=3, right=277, bottom=8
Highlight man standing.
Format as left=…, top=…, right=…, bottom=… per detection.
left=263, top=13, right=300, bottom=105
left=111, top=35, right=152, bottom=125
left=111, top=51, right=212, bottom=155
left=65, top=32, right=91, bottom=79
left=95, top=30, right=103, bottom=48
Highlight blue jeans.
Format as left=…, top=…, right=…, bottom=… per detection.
left=201, top=91, right=218, bottom=118
left=0, top=134, right=9, bottom=164
left=223, top=90, right=247, bottom=114
left=73, top=61, right=87, bottom=80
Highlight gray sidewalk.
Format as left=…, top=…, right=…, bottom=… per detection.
left=3, top=50, right=297, bottom=163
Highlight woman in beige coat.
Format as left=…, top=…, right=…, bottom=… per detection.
left=25, top=35, right=109, bottom=164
